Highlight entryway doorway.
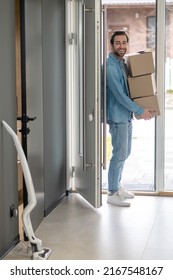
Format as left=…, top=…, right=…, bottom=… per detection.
left=102, top=0, right=173, bottom=194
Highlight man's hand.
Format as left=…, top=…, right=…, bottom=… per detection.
left=135, top=108, right=155, bottom=120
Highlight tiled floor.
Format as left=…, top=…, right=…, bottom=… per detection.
left=4, top=193, right=173, bottom=260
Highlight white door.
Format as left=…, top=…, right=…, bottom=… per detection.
left=67, top=0, right=102, bottom=207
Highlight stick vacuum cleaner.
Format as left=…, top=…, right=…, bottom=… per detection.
left=2, top=120, right=51, bottom=260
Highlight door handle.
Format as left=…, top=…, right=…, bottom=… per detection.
left=17, top=115, right=37, bottom=122
left=82, top=3, right=94, bottom=171
left=17, top=115, right=37, bottom=135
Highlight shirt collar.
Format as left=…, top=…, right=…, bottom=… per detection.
left=109, top=52, right=125, bottom=63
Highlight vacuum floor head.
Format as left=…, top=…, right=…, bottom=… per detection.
left=32, top=247, right=52, bottom=260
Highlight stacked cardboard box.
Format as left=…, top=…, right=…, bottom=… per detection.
left=125, top=51, right=160, bottom=117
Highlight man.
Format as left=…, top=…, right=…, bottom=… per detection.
left=106, top=30, right=154, bottom=207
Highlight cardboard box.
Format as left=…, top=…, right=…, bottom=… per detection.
left=128, top=74, right=156, bottom=99
left=134, top=95, right=160, bottom=117
left=125, top=51, right=155, bottom=77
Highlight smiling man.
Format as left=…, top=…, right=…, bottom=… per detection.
left=106, top=30, right=154, bottom=207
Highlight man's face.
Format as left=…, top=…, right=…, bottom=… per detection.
left=112, top=35, right=128, bottom=58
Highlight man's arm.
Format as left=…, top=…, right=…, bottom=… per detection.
left=135, top=108, right=155, bottom=120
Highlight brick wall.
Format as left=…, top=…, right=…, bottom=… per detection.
left=105, top=5, right=173, bottom=58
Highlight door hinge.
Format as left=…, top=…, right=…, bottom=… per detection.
left=69, top=33, right=76, bottom=45
left=72, top=166, right=75, bottom=177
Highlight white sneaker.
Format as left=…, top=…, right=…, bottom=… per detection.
left=119, top=187, right=134, bottom=199
left=107, top=192, right=130, bottom=207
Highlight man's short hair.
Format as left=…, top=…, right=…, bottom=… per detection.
left=110, top=30, right=129, bottom=45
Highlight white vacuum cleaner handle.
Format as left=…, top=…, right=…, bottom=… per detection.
left=2, top=120, right=42, bottom=249
left=2, top=120, right=51, bottom=259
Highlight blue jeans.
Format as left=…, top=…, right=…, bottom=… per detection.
left=108, top=121, right=132, bottom=192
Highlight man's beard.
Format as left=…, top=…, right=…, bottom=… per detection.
left=114, top=49, right=126, bottom=58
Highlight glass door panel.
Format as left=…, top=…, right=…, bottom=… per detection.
left=164, top=0, right=173, bottom=190
left=102, top=0, right=156, bottom=192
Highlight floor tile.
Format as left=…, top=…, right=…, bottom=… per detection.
left=4, top=193, right=173, bottom=260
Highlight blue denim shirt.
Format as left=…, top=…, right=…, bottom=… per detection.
left=106, top=52, right=144, bottom=123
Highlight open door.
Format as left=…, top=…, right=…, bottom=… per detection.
left=68, top=0, right=102, bottom=208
